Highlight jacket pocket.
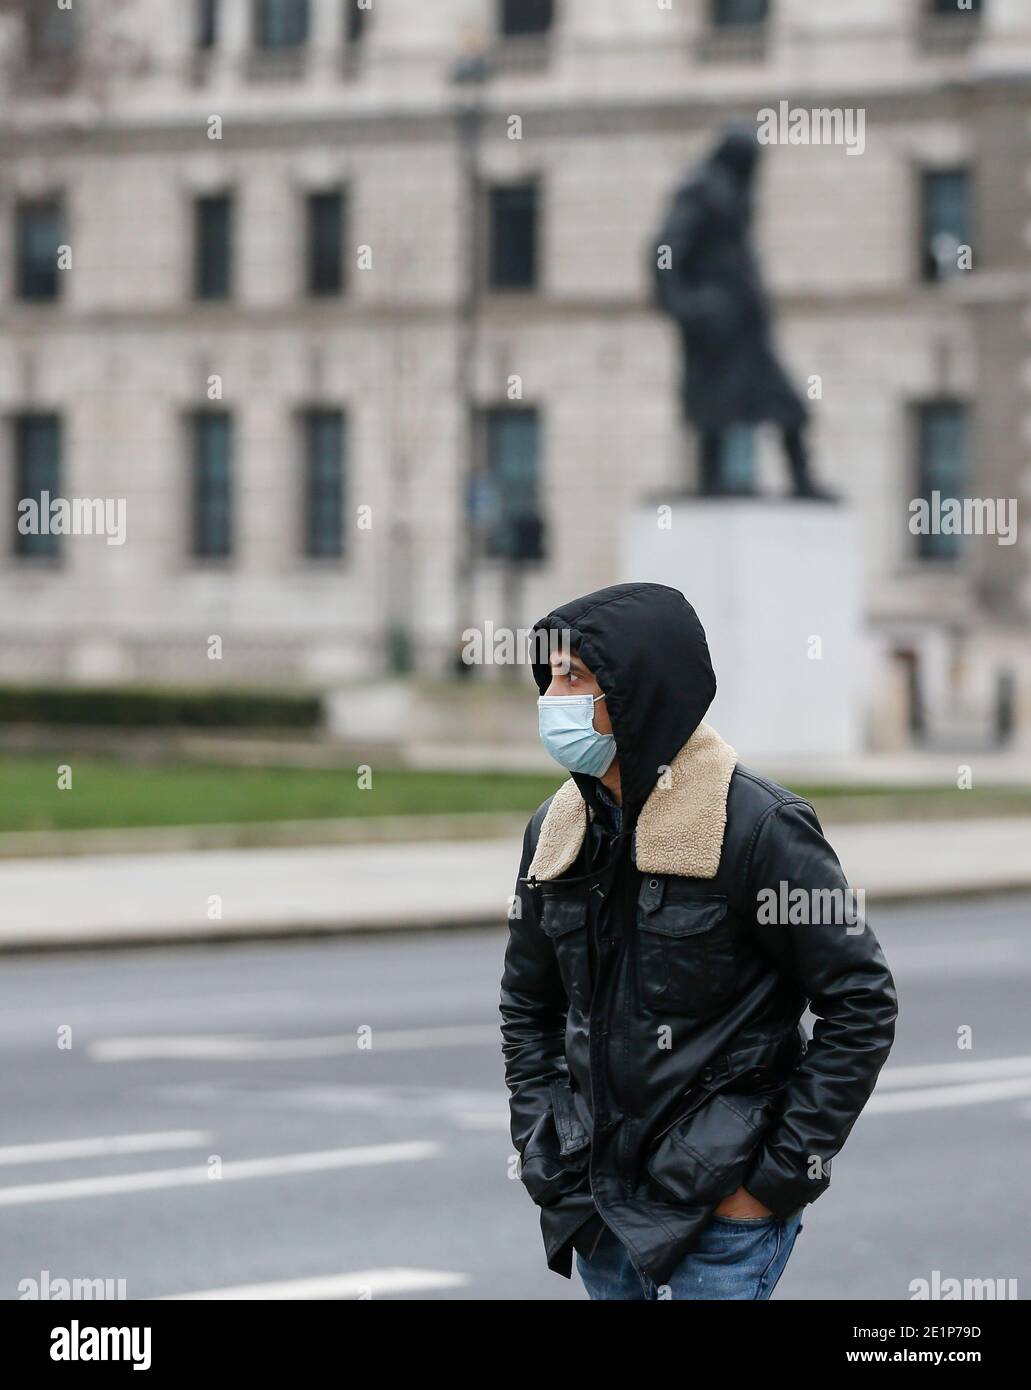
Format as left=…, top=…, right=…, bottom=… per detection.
left=518, top=1081, right=591, bottom=1208
left=646, top=1090, right=777, bottom=1207
left=540, top=893, right=590, bottom=1011
left=549, top=1079, right=591, bottom=1156
left=637, top=881, right=737, bottom=1016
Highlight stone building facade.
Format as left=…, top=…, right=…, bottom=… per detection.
left=0, top=0, right=1028, bottom=749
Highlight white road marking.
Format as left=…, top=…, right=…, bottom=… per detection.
left=162, top=1267, right=469, bottom=1300
left=89, top=1023, right=500, bottom=1062
left=0, top=1140, right=440, bottom=1207
left=867, top=1077, right=1031, bottom=1114
left=0, top=1130, right=210, bottom=1166
left=89, top=1035, right=302, bottom=1061
left=0, top=992, right=304, bottom=1025
left=878, top=1055, right=1031, bottom=1089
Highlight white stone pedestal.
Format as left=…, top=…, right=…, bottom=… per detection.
left=622, top=499, right=863, bottom=761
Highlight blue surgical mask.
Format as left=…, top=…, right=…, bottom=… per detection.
left=537, top=693, right=617, bottom=777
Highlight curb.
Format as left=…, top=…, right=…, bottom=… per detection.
left=2, top=880, right=1029, bottom=956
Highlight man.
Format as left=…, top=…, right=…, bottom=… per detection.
left=500, top=582, right=897, bottom=1299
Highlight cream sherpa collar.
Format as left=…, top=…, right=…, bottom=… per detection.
left=527, top=720, right=737, bottom=881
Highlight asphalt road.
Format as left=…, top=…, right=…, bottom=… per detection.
left=1, top=893, right=1029, bottom=1301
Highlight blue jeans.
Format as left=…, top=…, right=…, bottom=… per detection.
left=576, top=1209, right=805, bottom=1300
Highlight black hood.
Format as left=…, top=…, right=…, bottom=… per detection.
left=530, top=583, right=717, bottom=819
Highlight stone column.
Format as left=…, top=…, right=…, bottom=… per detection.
left=213, top=0, right=252, bottom=88
left=310, top=0, right=346, bottom=83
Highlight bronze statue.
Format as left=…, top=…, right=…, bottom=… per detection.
left=652, top=124, right=836, bottom=501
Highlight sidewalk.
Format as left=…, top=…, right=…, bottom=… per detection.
left=1, top=817, right=1029, bottom=950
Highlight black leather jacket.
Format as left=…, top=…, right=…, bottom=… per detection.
left=499, top=584, right=898, bottom=1289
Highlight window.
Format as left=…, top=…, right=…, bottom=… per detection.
left=488, top=183, right=538, bottom=290
left=500, top=0, right=554, bottom=36
left=197, top=0, right=218, bottom=49
left=483, top=409, right=545, bottom=561
left=191, top=413, right=233, bottom=558
left=712, top=0, right=769, bottom=25
left=194, top=193, right=232, bottom=300
left=346, top=1, right=368, bottom=44
left=306, top=192, right=345, bottom=297
left=13, top=415, right=62, bottom=559
left=921, top=169, right=970, bottom=283
left=921, top=0, right=982, bottom=53
left=16, top=198, right=63, bottom=302
left=891, top=649, right=925, bottom=740
left=303, top=410, right=346, bottom=558
left=255, top=0, right=310, bottom=49
left=26, top=4, right=78, bottom=64
left=915, top=403, right=967, bottom=561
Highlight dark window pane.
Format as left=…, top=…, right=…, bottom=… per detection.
left=712, top=0, right=769, bottom=26
left=922, top=169, right=970, bottom=282
left=192, top=414, right=233, bottom=557
left=345, top=1, right=368, bottom=43
left=307, top=192, right=344, bottom=296
left=197, top=0, right=218, bottom=49
left=931, top=0, right=981, bottom=13
left=916, top=403, right=967, bottom=561
left=500, top=0, right=554, bottom=36
left=26, top=5, right=78, bottom=62
left=484, top=409, right=544, bottom=561
left=16, top=199, right=63, bottom=301
left=488, top=184, right=537, bottom=290
left=304, top=410, right=345, bottom=557
left=255, top=0, right=310, bottom=48
left=195, top=194, right=232, bottom=299
left=14, top=415, right=62, bottom=558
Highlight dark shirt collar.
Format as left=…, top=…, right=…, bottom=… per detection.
left=592, top=779, right=623, bottom=831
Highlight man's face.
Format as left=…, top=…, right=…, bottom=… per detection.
left=545, top=648, right=613, bottom=737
